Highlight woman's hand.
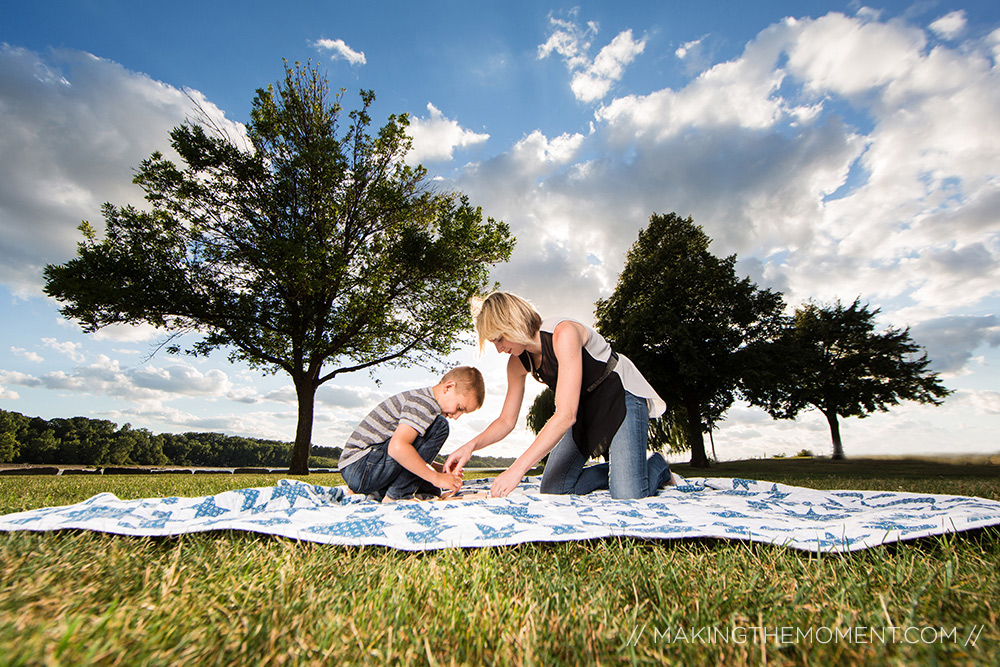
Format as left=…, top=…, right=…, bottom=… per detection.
left=489, top=466, right=525, bottom=498
left=444, top=442, right=474, bottom=475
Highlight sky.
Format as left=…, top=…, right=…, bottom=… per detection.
left=1, top=0, right=999, bottom=464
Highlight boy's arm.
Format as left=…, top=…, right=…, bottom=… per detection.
left=387, top=424, right=462, bottom=493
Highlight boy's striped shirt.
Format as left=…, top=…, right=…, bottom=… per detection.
left=338, top=387, right=441, bottom=469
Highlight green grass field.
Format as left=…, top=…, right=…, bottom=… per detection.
left=1, top=458, right=998, bottom=666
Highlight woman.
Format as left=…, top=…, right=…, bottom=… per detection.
left=444, top=291, right=671, bottom=499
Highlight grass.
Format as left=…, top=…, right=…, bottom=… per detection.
left=1, top=459, right=998, bottom=666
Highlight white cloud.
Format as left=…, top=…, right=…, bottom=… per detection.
left=785, top=12, right=927, bottom=96
left=0, top=371, right=43, bottom=388
left=510, top=130, right=585, bottom=172
left=537, top=14, right=597, bottom=68
left=539, top=15, right=646, bottom=103
left=0, top=45, right=243, bottom=297
left=570, top=30, right=647, bottom=103
left=91, top=322, right=162, bottom=343
left=910, top=315, right=1000, bottom=374
left=676, top=37, right=702, bottom=60
left=313, top=38, right=366, bottom=66
left=596, top=19, right=802, bottom=140
left=929, top=11, right=967, bottom=40
left=406, top=103, right=489, bottom=163
left=0, top=356, right=245, bottom=407
left=11, top=347, right=43, bottom=363
left=41, top=338, right=85, bottom=363
left=961, top=388, right=1000, bottom=414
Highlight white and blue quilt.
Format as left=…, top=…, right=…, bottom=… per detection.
left=2, top=476, right=999, bottom=553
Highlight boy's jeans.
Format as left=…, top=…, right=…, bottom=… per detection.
left=340, top=416, right=449, bottom=500
left=540, top=391, right=670, bottom=499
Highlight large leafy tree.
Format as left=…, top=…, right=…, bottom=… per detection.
left=595, top=213, right=785, bottom=467
left=44, top=62, right=514, bottom=473
left=741, top=299, right=951, bottom=459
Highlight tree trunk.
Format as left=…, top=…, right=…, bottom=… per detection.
left=824, top=409, right=845, bottom=460
left=288, top=376, right=318, bottom=474
left=685, top=397, right=710, bottom=468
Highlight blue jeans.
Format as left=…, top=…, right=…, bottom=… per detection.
left=340, top=416, right=449, bottom=500
left=540, top=392, right=670, bottom=499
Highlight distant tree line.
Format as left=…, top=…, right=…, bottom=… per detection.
left=0, top=409, right=342, bottom=468
left=0, top=408, right=517, bottom=470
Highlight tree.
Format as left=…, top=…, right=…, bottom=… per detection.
left=44, top=62, right=514, bottom=474
left=648, top=406, right=690, bottom=455
left=741, top=298, right=951, bottom=459
left=525, top=387, right=555, bottom=436
left=595, top=213, right=785, bottom=467
left=0, top=410, right=23, bottom=463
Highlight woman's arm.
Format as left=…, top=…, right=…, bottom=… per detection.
left=490, top=321, right=587, bottom=497
left=443, top=355, right=528, bottom=474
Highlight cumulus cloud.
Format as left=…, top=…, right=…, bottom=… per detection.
left=457, top=8, right=1000, bottom=383
left=263, top=382, right=385, bottom=411
left=0, top=357, right=246, bottom=406
left=0, top=371, right=43, bottom=388
left=784, top=12, right=927, bottom=96
left=41, top=338, right=85, bottom=363
left=11, top=347, right=43, bottom=363
left=0, top=45, right=242, bottom=297
left=570, top=30, right=647, bottom=103
left=961, top=388, right=1000, bottom=414
left=406, top=103, right=489, bottom=163
left=910, top=315, right=1000, bottom=374
left=929, top=11, right=967, bottom=40
left=313, top=38, right=366, bottom=66
left=539, top=15, right=647, bottom=103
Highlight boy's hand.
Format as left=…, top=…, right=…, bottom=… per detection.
left=435, top=470, right=463, bottom=494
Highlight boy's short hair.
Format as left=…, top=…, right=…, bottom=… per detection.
left=440, top=366, right=486, bottom=409
left=470, top=291, right=542, bottom=352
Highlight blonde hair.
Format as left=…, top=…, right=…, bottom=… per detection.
left=470, top=291, right=542, bottom=352
left=440, top=366, right=486, bottom=409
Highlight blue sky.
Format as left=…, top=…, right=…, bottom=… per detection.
left=1, top=0, right=999, bottom=462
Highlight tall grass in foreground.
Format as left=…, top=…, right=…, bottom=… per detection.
left=1, top=459, right=998, bottom=666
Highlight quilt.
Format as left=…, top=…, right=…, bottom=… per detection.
left=2, top=476, right=999, bottom=553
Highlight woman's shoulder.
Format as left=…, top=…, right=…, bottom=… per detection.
left=546, top=318, right=591, bottom=346
left=541, top=316, right=588, bottom=331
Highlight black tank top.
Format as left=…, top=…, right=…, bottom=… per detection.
left=519, top=326, right=626, bottom=459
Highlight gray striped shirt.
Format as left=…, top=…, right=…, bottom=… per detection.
left=337, top=387, right=441, bottom=470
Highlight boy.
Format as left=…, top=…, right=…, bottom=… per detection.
left=338, top=366, right=485, bottom=501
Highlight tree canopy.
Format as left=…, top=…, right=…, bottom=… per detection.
left=525, top=387, right=556, bottom=436
left=44, top=62, right=514, bottom=473
left=595, top=212, right=785, bottom=467
left=741, top=298, right=951, bottom=459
